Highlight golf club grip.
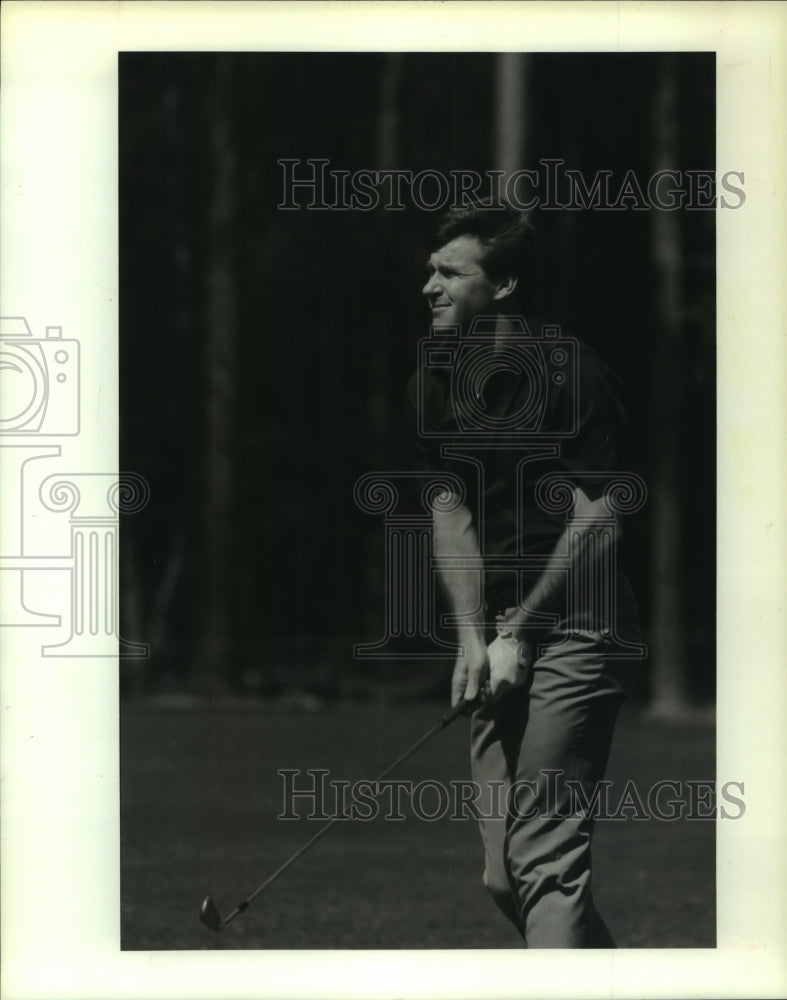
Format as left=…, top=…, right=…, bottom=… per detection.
left=441, top=698, right=476, bottom=725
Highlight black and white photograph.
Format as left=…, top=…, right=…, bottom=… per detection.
left=119, top=50, right=718, bottom=951
left=2, top=3, right=786, bottom=999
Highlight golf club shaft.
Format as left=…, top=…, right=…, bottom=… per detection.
left=215, top=698, right=473, bottom=928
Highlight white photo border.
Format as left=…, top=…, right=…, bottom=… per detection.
left=1, top=2, right=786, bottom=998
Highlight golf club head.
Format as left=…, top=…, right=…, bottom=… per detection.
left=200, top=895, right=224, bottom=932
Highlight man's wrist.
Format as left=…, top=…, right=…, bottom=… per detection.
left=500, top=612, right=529, bottom=642
left=459, top=624, right=487, bottom=654
left=505, top=608, right=554, bottom=642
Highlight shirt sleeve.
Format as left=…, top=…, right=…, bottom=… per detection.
left=549, top=345, right=628, bottom=500
left=405, top=368, right=448, bottom=474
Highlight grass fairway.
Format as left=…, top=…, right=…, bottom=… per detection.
left=121, top=698, right=715, bottom=950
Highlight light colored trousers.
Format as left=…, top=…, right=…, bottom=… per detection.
left=470, top=615, right=639, bottom=948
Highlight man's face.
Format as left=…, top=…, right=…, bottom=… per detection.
left=422, top=235, right=502, bottom=332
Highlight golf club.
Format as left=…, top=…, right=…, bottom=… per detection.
left=199, top=696, right=476, bottom=932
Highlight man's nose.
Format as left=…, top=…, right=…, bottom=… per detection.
left=422, top=272, right=441, bottom=296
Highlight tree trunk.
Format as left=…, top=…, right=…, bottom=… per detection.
left=495, top=53, right=528, bottom=182
left=199, top=55, right=238, bottom=692
left=648, top=54, right=690, bottom=716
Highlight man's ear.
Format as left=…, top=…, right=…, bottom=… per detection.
left=492, top=274, right=518, bottom=301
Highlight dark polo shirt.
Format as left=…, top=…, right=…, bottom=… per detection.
left=406, top=322, right=631, bottom=619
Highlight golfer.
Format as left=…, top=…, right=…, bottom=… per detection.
left=407, top=202, right=641, bottom=948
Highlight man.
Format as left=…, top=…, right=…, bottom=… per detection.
left=406, top=202, right=642, bottom=948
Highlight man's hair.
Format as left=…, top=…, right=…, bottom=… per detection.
left=424, top=200, right=535, bottom=294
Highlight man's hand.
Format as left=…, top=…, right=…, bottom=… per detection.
left=487, top=634, right=535, bottom=702
left=451, top=638, right=490, bottom=707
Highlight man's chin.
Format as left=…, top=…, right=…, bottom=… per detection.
left=430, top=310, right=455, bottom=327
